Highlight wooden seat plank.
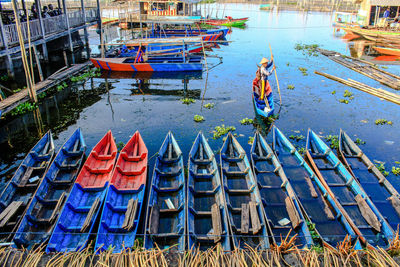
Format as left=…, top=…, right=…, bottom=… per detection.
left=211, top=203, right=222, bottom=243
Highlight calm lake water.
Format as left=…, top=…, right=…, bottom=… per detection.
left=1, top=4, right=400, bottom=194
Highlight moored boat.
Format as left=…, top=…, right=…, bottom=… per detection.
left=13, top=128, right=86, bottom=249
left=373, top=46, right=400, bottom=57
left=339, top=130, right=400, bottom=231
left=91, top=56, right=203, bottom=72
left=144, top=132, right=186, bottom=251
left=187, top=132, right=231, bottom=251
left=0, top=131, right=54, bottom=242
left=95, top=131, right=148, bottom=253
left=220, top=132, right=270, bottom=249
left=252, top=91, right=274, bottom=118
left=204, top=17, right=248, bottom=27
left=250, top=132, right=313, bottom=248
left=46, top=131, right=117, bottom=252
left=305, top=129, right=394, bottom=248
left=272, top=126, right=361, bottom=248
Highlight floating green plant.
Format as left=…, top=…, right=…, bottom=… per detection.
left=71, top=68, right=100, bottom=83
left=306, top=220, right=320, bottom=241
left=194, top=115, right=204, bottom=122
left=181, top=98, right=195, bottom=105
left=116, top=141, right=125, bottom=152
left=287, top=84, right=295, bottom=90
left=248, top=136, right=254, bottom=145
left=331, top=90, right=336, bottom=95
left=339, top=99, right=349, bottom=104
left=392, top=166, right=400, bottom=176
left=375, top=162, right=389, bottom=177
left=325, top=135, right=339, bottom=149
left=38, top=92, right=47, bottom=99
left=203, top=103, right=215, bottom=109
left=375, top=119, right=393, bottom=125
left=212, top=125, right=236, bottom=139
left=239, top=118, right=254, bottom=125
left=289, top=134, right=305, bottom=141
left=297, top=147, right=306, bottom=155
left=355, top=138, right=366, bottom=145
left=298, top=67, right=308, bottom=76
left=343, top=90, right=353, bottom=98
left=11, top=102, right=37, bottom=116
left=294, top=43, right=319, bottom=56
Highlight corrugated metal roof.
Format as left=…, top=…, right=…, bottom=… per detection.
left=370, top=0, right=400, bottom=6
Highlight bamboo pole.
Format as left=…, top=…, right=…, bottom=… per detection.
left=315, top=71, right=400, bottom=105
left=269, top=44, right=282, bottom=106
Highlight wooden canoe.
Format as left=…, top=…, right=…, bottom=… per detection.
left=250, top=132, right=313, bottom=248
left=91, top=56, right=203, bottom=72
left=0, top=131, right=54, bottom=243
left=13, top=128, right=86, bottom=249
left=187, top=132, right=231, bottom=251
left=252, top=91, right=274, bottom=118
left=46, top=131, right=117, bottom=252
left=373, top=46, right=400, bottom=57
left=339, top=130, right=400, bottom=231
left=272, top=126, right=361, bottom=249
left=144, top=132, right=186, bottom=251
left=305, top=129, right=394, bottom=248
left=220, top=132, right=270, bottom=249
left=204, top=17, right=248, bottom=27
left=95, top=131, right=148, bottom=253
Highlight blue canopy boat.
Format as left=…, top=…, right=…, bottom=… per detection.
left=220, top=132, right=270, bottom=249
left=187, top=132, right=231, bottom=251
left=144, top=131, right=186, bottom=251
left=0, top=131, right=54, bottom=242
left=13, top=128, right=86, bottom=248
left=339, top=130, right=400, bottom=231
left=305, top=129, right=394, bottom=248
left=46, top=131, right=117, bottom=252
left=250, top=132, right=313, bottom=248
left=95, top=131, right=148, bottom=253
left=272, top=126, right=361, bottom=249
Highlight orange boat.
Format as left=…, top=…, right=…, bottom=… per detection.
left=373, top=46, right=400, bottom=57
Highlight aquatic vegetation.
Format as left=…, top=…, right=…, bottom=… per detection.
left=56, top=82, right=68, bottom=92
left=325, top=135, right=339, bottom=149
left=287, top=84, right=295, bottom=90
left=392, top=166, right=400, bottom=176
left=343, top=90, right=353, bottom=98
left=286, top=62, right=290, bottom=66
left=298, top=67, right=308, bottom=76
left=11, top=102, right=38, bottom=116
left=381, top=66, right=388, bottom=69
left=71, top=68, right=100, bottom=83
left=375, top=119, right=393, bottom=125
left=339, top=99, right=349, bottom=104
left=289, top=134, right=305, bottom=141
left=331, top=90, right=336, bottom=95
left=203, top=103, right=215, bottom=109
left=306, top=220, right=320, bottom=241
left=239, top=118, right=253, bottom=125
left=0, top=74, right=9, bottom=82
left=297, top=147, right=306, bottom=155
left=294, top=43, right=319, bottom=56
left=12, top=86, right=25, bottom=93
left=375, top=162, right=389, bottom=177
left=248, top=136, right=254, bottom=145
left=267, top=114, right=279, bottom=123
left=116, top=141, right=125, bottom=152
left=181, top=98, right=195, bottom=105
left=193, top=115, right=205, bottom=122
left=38, top=92, right=47, bottom=99
left=355, top=138, right=366, bottom=145
left=212, top=125, right=236, bottom=139
left=198, top=23, right=215, bottom=29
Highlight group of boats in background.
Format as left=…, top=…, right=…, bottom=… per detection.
left=90, top=17, right=248, bottom=73
left=1, top=124, right=399, bottom=252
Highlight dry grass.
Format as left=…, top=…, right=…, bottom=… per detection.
left=0, top=241, right=399, bottom=266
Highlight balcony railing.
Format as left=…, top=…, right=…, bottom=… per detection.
left=1, top=8, right=99, bottom=47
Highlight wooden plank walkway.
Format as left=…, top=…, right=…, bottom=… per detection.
left=0, top=62, right=92, bottom=116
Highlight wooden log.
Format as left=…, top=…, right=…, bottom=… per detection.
left=241, top=203, right=249, bottom=234
left=285, top=196, right=301, bottom=229
left=249, top=201, right=261, bottom=234
left=19, top=167, right=33, bottom=186
left=211, top=203, right=222, bottom=243
left=354, top=194, right=381, bottom=232
left=122, top=199, right=138, bottom=231
left=81, top=197, right=100, bottom=232
left=0, top=201, right=23, bottom=227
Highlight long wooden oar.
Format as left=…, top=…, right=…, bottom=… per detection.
left=269, top=44, right=282, bottom=106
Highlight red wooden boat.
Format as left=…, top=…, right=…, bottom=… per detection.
left=95, top=131, right=148, bottom=252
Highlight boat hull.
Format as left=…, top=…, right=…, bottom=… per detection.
left=373, top=46, right=400, bottom=57
left=252, top=92, right=274, bottom=118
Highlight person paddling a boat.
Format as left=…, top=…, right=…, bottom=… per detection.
left=259, top=57, right=275, bottom=100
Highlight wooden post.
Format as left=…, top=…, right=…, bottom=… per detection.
left=139, top=1, right=142, bottom=36
left=33, top=45, right=43, bottom=81
left=80, top=0, right=90, bottom=59
left=62, top=0, right=75, bottom=64
left=35, top=0, right=48, bottom=61
left=0, top=14, right=15, bottom=78
left=96, top=0, right=104, bottom=57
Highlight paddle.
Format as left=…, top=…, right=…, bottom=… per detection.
left=269, top=44, right=282, bottom=107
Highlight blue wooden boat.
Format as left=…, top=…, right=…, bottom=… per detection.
left=144, top=131, right=186, bottom=251
left=95, top=131, right=148, bottom=253
left=13, top=128, right=86, bottom=248
left=339, top=130, right=400, bottom=231
left=250, top=132, right=313, bottom=248
left=46, top=131, right=117, bottom=252
left=252, top=91, right=274, bottom=118
left=305, top=129, right=394, bottom=248
left=220, top=132, right=270, bottom=249
left=0, top=131, right=54, bottom=242
left=187, top=132, right=231, bottom=251
left=272, top=126, right=361, bottom=249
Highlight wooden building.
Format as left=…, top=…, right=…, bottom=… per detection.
left=355, top=0, right=400, bottom=26
left=0, top=0, right=101, bottom=77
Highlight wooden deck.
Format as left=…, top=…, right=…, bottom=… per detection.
left=0, top=62, right=92, bottom=116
